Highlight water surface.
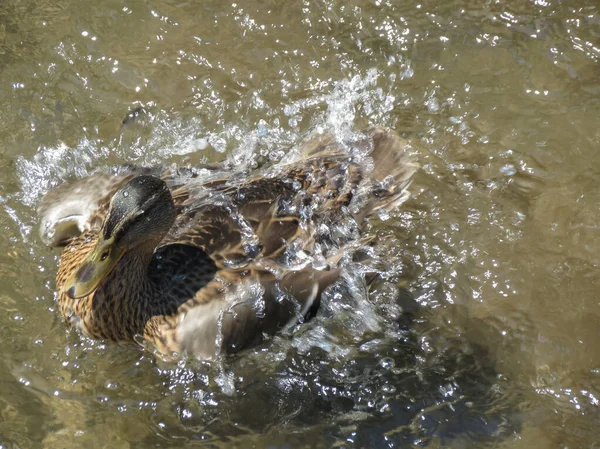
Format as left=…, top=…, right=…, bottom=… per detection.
left=1, top=0, right=599, bottom=447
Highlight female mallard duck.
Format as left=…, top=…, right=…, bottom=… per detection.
left=38, top=127, right=417, bottom=360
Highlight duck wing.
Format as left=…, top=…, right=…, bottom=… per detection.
left=160, top=127, right=417, bottom=271
left=150, top=128, right=418, bottom=359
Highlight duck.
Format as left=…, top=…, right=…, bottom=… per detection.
left=38, top=126, right=417, bottom=360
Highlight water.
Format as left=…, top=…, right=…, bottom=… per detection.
left=1, top=0, right=599, bottom=447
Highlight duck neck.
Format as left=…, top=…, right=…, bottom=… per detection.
left=91, top=243, right=166, bottom=342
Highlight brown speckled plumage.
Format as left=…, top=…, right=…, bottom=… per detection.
left=41, top=127, right=417, bottom=360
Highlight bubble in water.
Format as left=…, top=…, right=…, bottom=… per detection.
left=500, top=164, right=517, bottom=176
left=426, top=94, right=440, bottom=113
left=382, top=383, right=397, bottom=394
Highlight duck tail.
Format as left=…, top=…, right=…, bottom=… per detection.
left=363, top=126, right=418, bottom=218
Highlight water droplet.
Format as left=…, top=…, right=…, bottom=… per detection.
left=257, top=119, right=268, bottom=137
left=123, top=191, right=129, bottom=197
left=378, top=208, right=390, bottom=221
left=379, top=357, right=395, bottom=369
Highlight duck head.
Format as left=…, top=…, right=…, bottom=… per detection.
left=64, top=175, right=176, bottom=299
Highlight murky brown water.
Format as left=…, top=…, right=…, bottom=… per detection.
left=1, top=0, right=599, bottom=447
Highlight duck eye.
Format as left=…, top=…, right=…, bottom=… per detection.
left=100, top=250, right=110, bottom=262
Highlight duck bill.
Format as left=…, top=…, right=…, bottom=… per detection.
left=64, top=238, right=124, bottom=299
